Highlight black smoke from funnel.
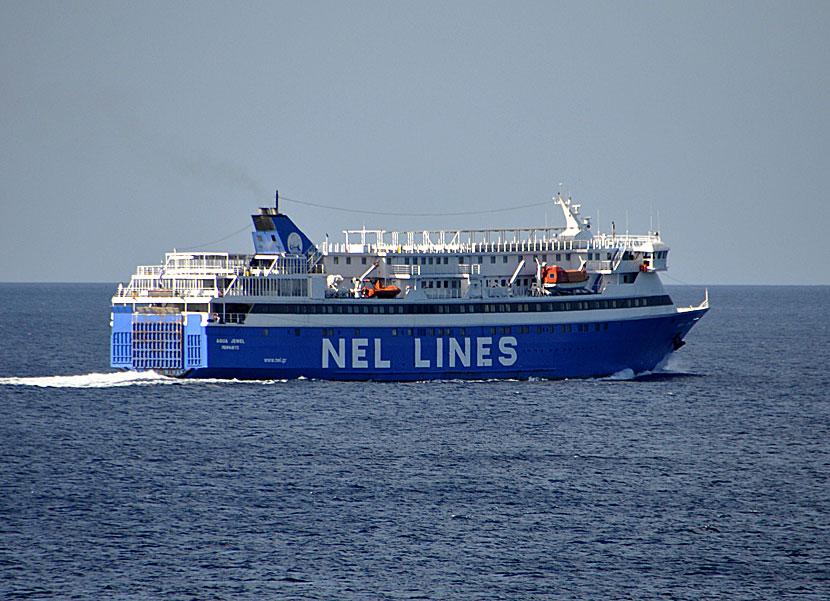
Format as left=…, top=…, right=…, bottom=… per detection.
left=171, top=155, right=269, bottom=202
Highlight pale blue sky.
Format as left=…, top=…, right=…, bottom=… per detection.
left=2, top=1, right=828, bottom=284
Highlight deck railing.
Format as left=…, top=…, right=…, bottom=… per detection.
left=322, top=232, right=660, bottom=256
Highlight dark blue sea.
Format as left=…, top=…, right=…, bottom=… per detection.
left=1, top=284, right=828, bottom=600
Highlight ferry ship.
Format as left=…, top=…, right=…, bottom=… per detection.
left=110, top=192, right=708, bottom=380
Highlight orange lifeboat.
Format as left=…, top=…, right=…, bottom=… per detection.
left=361, top=280, right=401, bottom=299
left=541, top=265, right=589, bottom=290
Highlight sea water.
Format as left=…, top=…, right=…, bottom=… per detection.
left=1, top=284, right=828, bottom=600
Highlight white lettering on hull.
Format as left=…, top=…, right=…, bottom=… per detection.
left=352, top=338, right=368, bottom=368
left=414, top=338, right=430, bottom=368
left=499, top=336, right=518, bottom=366
left=322, top=338, right=346, bottom=368
left=449, top=338, right=470, bottom=367
left=476, top=337, right=492, bottom=367
left=374, top=338, right=390, bottom=368
left=321, top=337, right=519, bottom=370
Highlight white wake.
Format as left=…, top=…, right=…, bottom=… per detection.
left=0, top=371, right=291, bottom=388
left=596, top=354, right=691, bottom=381
left=0, top=371, right=173, bottom=388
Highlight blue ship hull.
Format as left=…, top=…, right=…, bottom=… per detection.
left=113, top=306, right=707, bottom=381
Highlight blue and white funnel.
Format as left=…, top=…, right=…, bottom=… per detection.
left=250, top=191, right=316, bottom=255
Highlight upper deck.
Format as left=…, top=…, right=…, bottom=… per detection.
left=113, top=193, right=671, bottom=304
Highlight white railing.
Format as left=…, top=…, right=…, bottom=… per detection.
left=458, top=264, right=481, bottom=275
left=225, top=276, right=309, bottom=298
left=390, top=264, right=421, bottom=276
left=321, top=231, right=661, bottom=256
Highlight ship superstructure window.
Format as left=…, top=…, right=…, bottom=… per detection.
left=245, top=295, right=671, bottom=315
left=346, top=257, right=351, bottom=264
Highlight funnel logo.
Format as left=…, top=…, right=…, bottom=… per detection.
left=287, top=232, right=303, bottom=254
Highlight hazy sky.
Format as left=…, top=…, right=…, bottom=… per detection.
left=2, top=1, right=828, bottom=284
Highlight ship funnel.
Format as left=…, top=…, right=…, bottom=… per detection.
left=250, top=191, right=316, bottom=255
